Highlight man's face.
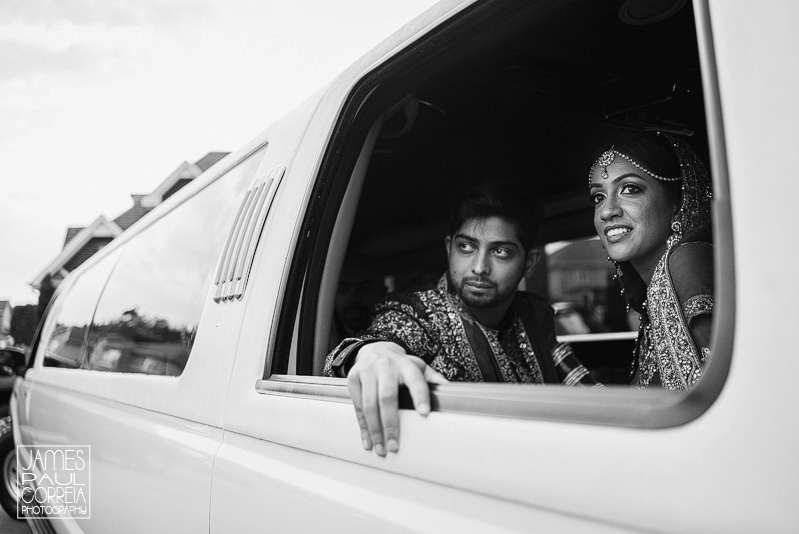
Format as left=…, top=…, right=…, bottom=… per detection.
left=445, top=216, right=532, bottom=312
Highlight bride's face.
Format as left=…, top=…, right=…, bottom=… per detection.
left=589, top=158, right=678, bottom=281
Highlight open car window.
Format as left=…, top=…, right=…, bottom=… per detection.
left=267, top=0, right=731, bottom=426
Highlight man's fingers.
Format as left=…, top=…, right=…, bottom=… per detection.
left=354, top=409, right=372, bottom=451
left=423, top=365, right=449, bottom=384
left=376, top=366, right=400, bottom=454
left=401, top=356, right=435, bottom=416
left=359, top=372, right=387, bottom=457
left=347, top=373, right=372, bottom=450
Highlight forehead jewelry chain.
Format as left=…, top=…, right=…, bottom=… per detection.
left=589, top=143, right=682, bottom=184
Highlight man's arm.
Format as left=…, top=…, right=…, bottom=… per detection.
left=323, top=296, right=448, bottom=456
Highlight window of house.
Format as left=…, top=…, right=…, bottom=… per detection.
left=267, top=0, right=730, bottom=426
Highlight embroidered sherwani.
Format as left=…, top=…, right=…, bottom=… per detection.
left=324, top=275, right=596, bottom=386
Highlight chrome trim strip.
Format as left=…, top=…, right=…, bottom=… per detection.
left=256, top=375, right=351, bottom=403
left=557, top=331, right=637, bottom=343
left=256, top=375, right=689, bottom=427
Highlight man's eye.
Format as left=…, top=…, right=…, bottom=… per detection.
left=458, top=242, right=474, bottom=252
left=493, top=248, right=512, bottom=258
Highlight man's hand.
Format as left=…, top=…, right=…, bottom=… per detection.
left=347, top=341, right=447, bottom=456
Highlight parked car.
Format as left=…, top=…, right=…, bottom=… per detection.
left=0, top=346, right=26, bottom=518
left=9, top=0, right=799, bottom=532
left=0, top=347, right=25, bottom=418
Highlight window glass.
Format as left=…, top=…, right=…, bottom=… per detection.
left=545, top=237, right=637, bottom=337
left=85, top=148, right=265, bottom=376
left=543, top=237, right=638, bottom=384
left=43, top=251, right=120, bottom=368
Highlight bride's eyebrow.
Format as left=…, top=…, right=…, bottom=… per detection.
left=590, top=172, right=644, bottom=189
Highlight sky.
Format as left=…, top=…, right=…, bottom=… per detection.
left=0, top=0, right=439, bottom=307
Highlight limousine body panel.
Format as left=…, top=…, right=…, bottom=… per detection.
left=24, top=384, right=221, bottom=532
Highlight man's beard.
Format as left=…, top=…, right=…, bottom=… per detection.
left=447, top=272, right=515, bottom=309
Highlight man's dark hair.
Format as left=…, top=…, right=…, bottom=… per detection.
left=448, top=181, right=543, bottom=252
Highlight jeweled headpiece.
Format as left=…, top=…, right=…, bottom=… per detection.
left=594, top=149, right=616, bottom=179
left=589, top=147, right=681, bottom=183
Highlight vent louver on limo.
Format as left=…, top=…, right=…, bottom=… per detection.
left=213, top=166, right=285, bottom=302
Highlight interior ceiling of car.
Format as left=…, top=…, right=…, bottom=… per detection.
left=350, top=0, right=705, bottom=271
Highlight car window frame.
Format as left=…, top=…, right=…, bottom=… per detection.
left=262, top=0, right=734, bottom=429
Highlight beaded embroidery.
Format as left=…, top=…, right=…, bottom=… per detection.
left=683, top=294, right=714, bottom=324
left=637, top=246, right=711, bottom=390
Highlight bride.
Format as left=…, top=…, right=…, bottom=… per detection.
left=588, top=130, right=713, bottom=390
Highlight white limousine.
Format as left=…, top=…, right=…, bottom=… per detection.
left=7, top=0, right=799, bottom=532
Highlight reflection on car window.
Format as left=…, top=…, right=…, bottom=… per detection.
left=44, top=251, right=120, bottom=368
left=544, top=237, right=639, bottom=384
left=545, top=237, right=638, bottom=337
left=85, top=149, right=265, bottom=376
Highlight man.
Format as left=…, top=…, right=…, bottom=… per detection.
left=324, top=182, right=597, bottom=456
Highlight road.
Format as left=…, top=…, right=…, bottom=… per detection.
left=0, top=511, right=31, bottom=533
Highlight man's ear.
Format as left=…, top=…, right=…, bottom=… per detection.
left=445, top=235, right=452, bottom=255
left=523, top=249, right=542, bottom=278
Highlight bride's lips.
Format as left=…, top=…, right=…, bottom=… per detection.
left=604, top=225, right=631, bottom=243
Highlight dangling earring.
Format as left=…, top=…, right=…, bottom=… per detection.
left=608, top=256, right=629, bottom=309
left=667, top=219, right=682, bottom=248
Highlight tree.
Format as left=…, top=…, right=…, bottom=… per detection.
left=10, top=305, right=38, bottom=348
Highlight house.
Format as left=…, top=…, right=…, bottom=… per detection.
left=30, top=152, right=229, bottom=292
